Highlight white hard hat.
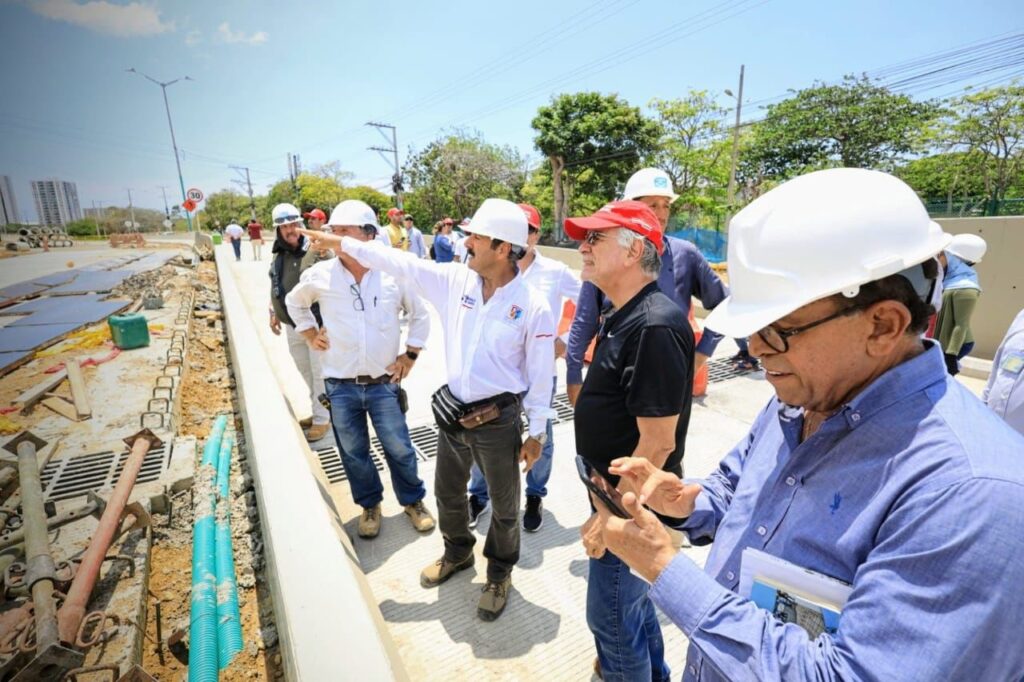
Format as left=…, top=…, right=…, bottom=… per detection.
left=327, top=200, right=379, bottom=230
left=946, top=233, right=987, bottom=264
left=705, top=168, right=952, bottom=339
left=622, top=168, right=679, bottom=203
left=464, top=198, right=528, bottom=248
left=271, top=203, right=303, bottom=226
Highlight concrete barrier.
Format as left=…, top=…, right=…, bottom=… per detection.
left=216, top=249, right=409, bottom=682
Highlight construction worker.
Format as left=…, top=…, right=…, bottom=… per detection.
left=585, top=168, right=1024, bottom=681
left=298, top=198, right=555, bottom=622
left=267, top=202, right=330, bottom=441
left=285, top=200, right=435, bottom=538
left=303, top=207, right=328, bottom=231
left=566, top=200, right=694, bottom=682
left=467, top=203, right=581, bottom=532
left=384, top=208, right=408, bottom=250
left=566, top=168, right=737, bottom=408
left=935, top=233, right=987, bottom=375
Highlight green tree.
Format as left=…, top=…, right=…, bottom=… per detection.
left=944, top=82, right=1024, bottom=213
left=65, top=218, right=100, bottom=237
left=532, top=92, right=661, bottom=239
left=895, top=152, right=988, bottom=210
left=199, top=190, right=252, bottom=230
left=746, top=76, right=939, bottom=180
left=405, top=130, right=527, bottom=223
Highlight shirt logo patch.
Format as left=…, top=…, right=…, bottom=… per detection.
left=508, top=305, right=524, bottom=321
left=461, top=294, right=476, bottom=309
left=830, top=492, right=842, bottom=515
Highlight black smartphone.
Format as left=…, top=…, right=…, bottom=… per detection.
left=575, top=455, right=630, bottom=519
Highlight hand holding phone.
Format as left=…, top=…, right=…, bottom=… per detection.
left=575, top=455, right=630, bottom=519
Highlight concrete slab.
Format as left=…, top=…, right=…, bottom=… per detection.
left=6, top=295, right=130, bottom=327
left=0, top=322, right=80, bottom=351
left=0, top=350, right=31, bottom=371
left=0, top=282, right=50, bottom=307
left=47, top=269, right=134, bottom=295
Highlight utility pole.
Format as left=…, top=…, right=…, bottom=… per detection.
left=287, top=153, right=301, bottom=197
left=158, top=185, right=170, bottom=218
left=725, top=64, right=745, bottom=208
left=366, top=121, right=403, bottom=208
left=127, top=67, right=194, bottom=231
left=126, top=189, right=137, bottom=233
left=230, top=166, right=257, bottom=219
left=91, top=200, right=101, bottom=236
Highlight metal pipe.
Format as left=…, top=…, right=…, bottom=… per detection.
left=16, top=439, right=59, bottom=651
left=57, top=430, right=161, bottom=644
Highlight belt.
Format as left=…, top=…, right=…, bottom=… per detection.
left=465, top=392, right=520, bottom=411
left=336, top=375, right=391, bottom=385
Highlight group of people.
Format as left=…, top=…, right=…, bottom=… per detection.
left=257, top=164, right=1024, bottom=680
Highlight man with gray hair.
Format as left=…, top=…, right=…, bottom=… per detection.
left=564, top=200, right=694, bottom=681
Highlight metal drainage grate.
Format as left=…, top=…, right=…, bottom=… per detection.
left=706, top=357, right=761, bottom=384
left=408, top=425, right=439, bottom=460
left=40, top=444, right=171, bottom=502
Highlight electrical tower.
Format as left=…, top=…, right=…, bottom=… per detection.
left=366, top=121, right=403, bottom=208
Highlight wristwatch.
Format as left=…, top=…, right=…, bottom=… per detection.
left=530, top=432, right=547, bottom=446
left=405, top=350, right=419, bottom=361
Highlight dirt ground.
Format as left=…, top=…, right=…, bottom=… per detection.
left=142, top=260, right=281, bottom=681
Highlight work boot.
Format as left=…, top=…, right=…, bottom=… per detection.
left=523, top=495, right=543, bottom=532
left=298, top=416, right=313, bottom=429
left=304, top=423, right=330, bottom=442
left=468, top=494, right=487, bottom=529
left=477, top=576, right=511, bottom=621
left=357, top=504, right=381, bottom=538
left=404, top=500, right=436, bottom=532
left=593, top=656, right=602, bottom=680
left=420, top=554, right=474, bottom=588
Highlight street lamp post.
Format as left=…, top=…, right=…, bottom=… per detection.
left=725, top=64, right=745, bottom=209
left=127, top=68, right=194, bottom=231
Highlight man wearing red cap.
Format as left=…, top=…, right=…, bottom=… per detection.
left=568, top=201, right=694, bottom=682
left=385, top=208, right=408, bottom=251
left=303, top=207, right=327, bottom=230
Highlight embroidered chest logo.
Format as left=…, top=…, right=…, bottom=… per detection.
left=829, top=492, right=842, bottom=515
left=461, top=294, right=476, bottom=309
left=507, top=305, right=524, bottom=321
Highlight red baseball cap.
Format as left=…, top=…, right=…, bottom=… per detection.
left=518, top=203, right=541, bottom=229
left=303, top=208, right=327, bottom=221
left=386, top=207, right=404, bottom=218
left=564, top=200, right=664, bottom=255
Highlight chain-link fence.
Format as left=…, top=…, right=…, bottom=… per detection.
left=924, top=197, right=1024, bottom=217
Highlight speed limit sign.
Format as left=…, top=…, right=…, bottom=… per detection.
left=186, top=187, right=204, bottom=203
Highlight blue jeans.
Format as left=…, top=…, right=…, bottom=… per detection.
left=586, top=551, right=671, bottom=682
left=324, top=379, right=426, bottom=509
left=469, top=378, right=555, bottom=501
left=230, top=238, right=241, bottom=260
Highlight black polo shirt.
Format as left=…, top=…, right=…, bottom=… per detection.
left=574, top=281, right=694, bottom=482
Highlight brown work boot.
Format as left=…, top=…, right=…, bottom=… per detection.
left=304, top=423, right=330, bottom=442
left=477, top=576, right=511, bottom=621
left=420, top=554, right=474, bottom=588
left=357, top=504, right=381, bottom=538
left=404, top=500, right=436, bottom=532
left=593, top=656, right=602, bottom=680
left=298, top=416, right=313, bottom=429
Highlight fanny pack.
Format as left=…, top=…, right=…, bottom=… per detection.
left=431, top=385, right=518, bottom=434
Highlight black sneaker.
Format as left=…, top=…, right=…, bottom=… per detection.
left=523, top=495, right=543, bottom=532
left=730, top=351, right=760, bottom=372
left=468, top=495, right=487, bottom=529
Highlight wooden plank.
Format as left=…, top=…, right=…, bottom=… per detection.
left=41, top=396, right=80, bottom=422
left=64, top=361, right=91, bottom=419
left=16, top=370, right=67, bottom=413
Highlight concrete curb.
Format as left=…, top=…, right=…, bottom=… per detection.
left=215, top=249, right=409, bottom=681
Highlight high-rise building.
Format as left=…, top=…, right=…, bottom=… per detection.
left=0, top=175, right=20, bottom=226
left=31, top=178, right=82, bottom=227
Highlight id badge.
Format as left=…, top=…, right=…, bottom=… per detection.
left=1001, top=352, right=1024, bottom=375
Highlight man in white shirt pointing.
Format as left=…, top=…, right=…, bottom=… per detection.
left=299, top=198, right=555, bottom=621
left=286, top=200, right=435, bottom=540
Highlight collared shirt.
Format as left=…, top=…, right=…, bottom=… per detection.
left=224, top=224, right=245, bottom=241
left=942, top=251, right=981, bottom=292
left=433, top=234, right=455, bottom=263
left=520, top=250, right=582, bottom=347
left=284, top=258, right=429, bottom=380
left=407, top=226, right=427, bottom=258
left=566, top=236, right=727, bottom=384
left=984, top=308, right=1024, bottom=435
left=386, top=223, right=408, bottom=250
left=342, top=237, right=556, bottom=436
left=647, top=342, right=1024, bottom=682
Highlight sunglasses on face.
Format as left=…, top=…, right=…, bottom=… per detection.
left=274, top=215, right=301, bottom=225
left=583, top=231, right=606, bottom=245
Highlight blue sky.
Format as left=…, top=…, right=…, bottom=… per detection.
left=0, top=0, right=1021, bottom=220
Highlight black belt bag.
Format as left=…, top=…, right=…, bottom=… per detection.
left=431, top=385, right=518, bottom=434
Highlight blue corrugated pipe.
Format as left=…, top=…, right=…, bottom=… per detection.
left=190, top=414, right=226, bottom=682
left=215, top=433, right=244, bottom=669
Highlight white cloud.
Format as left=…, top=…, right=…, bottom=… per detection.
left=184, top=29, right=201, bottom=46
left=28, top=0, right=174, bottom=37
left=215, top=22, right=267, bottom=46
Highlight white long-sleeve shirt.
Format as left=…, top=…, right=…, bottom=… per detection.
left=285, top=258, right=429, bottom=380
left=342, top=237, right=556, bottom=437
left=520, top=251, right=581, bottom=346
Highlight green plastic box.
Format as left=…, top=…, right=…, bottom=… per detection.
left=108, top=313, right=150, bottom=350
left=211, top=233, right=222, bottom=245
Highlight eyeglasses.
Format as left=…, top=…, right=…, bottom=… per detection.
left=527, top=227, right=539, bottom=235
left=350, top=283, right=365, bottom=312
left=273, top=214, right=301, bottom=225
left=583, top=231, right=606, bottom=245
left=756, top=304, right=864, bottom=353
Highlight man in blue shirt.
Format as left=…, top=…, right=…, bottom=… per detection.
left=584, top=168, right=1024, bottom=682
